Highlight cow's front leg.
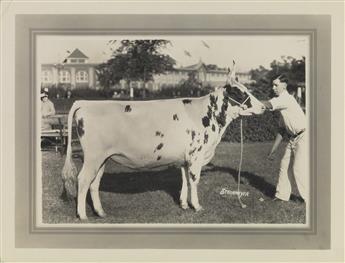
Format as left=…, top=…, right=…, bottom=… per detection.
left=188, top=165, right=203, bottom=212
left=180, top=166, right=189, bottom=209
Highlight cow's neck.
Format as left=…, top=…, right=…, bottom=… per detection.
left=203, top=90, right=241, bottom=148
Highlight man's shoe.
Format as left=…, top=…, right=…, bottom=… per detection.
left=272, top=197, right=288, bottom=202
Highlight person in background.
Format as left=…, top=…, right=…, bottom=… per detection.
left=112, top=91, right=121, bottom=99
left=66, top=89, right=73, bottom=99
left=262, top=74, right=308, bottom=204
left=41, top=93, right=56, bottom=130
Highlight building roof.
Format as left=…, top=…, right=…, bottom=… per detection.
left=67, top=48, right=89, bottom=59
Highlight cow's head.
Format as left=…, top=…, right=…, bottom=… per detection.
left=223, top=63, right=265, bottom=116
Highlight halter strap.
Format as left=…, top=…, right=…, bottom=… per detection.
left=228, top=95, right=250, bottom=107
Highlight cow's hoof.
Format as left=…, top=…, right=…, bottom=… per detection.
left=97, top=211, right=107, bottom=218
left=194, top=206, right=204, bottom=212
left=180, top=203, right=189, bottom=210
left=77, top=214, right=88, bottom=221
left=79, top=217, right=88, bottom=222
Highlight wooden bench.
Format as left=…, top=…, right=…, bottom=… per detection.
left=41, top=114, right=68, bottom=154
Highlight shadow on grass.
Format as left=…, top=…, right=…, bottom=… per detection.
left=202, top=164, right=275, bottom=198
left=95, top=162, right=297, bottom=206
left=98, top=167, right=182, bottom=205
left=203, top=163, right=301, bottom=201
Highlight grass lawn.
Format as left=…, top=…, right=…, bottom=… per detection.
left=41, top=141, right=306, bottom=224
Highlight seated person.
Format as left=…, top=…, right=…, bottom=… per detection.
left=41, top=93, right=56, bottom=130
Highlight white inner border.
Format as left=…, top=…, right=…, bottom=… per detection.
left=36, top=34, right=311, bottom=228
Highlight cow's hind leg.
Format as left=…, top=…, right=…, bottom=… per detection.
left=180, top=166, right=189, bottom=209
left=77, top=160, right=101, bottom=220
left=90, top=163, right=106, bottom=218
left=188, top=165, right=203, bottom=212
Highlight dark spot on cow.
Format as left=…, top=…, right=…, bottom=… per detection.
left=204, top=132, right=209, bottom=144
left=125, top=105, right=132, bottom=112
left=173, top=114, right=179, bottom=121
left=155, top=131, right=164, bottom=137
left=209, top=94, right=218, bottom=111
left=191, top=131, right=196, bottom=140
left=216, top=115, right=226, bottom=128
left=182, top=99, right=192, bottom=104
left=198, top=145, right=202, bottom=152
left=190, top=172, right=197, bottom=182
left=212, top=124, right=216, bottom=132
left=189, top=147, right=197, bottom=155
left=154, top=142, right=164, bottom=153
left=77, top=118, right=85, bottom=137
left=207, top=105, right=213, bottom=119
left=197, top=139, right=200, bottom=143
left=222, top=98, right=229, bottom=111
left=157, top=156, right=161, bottom=161
left=157, top=143, right=163, bottom=150
left=202, top=116, right=210, bottom=127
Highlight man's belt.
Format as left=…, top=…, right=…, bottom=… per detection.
left=291, top=129, right=305, bottom=139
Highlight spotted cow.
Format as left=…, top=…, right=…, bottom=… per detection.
left=62, top=74, right=264, bottom=220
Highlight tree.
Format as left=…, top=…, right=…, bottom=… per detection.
left=177, top=71, right=203, bottom=97
left=248, top=56, right=305, bottom=100
left=96, top=40, right=176, bottom=92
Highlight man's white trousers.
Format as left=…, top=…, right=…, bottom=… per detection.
left=275, top=132, right=309, bottom=203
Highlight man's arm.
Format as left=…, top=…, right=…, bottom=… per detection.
left=267, top=132, right=283, bottom=160
left=261, top=100, right=273, bottom=110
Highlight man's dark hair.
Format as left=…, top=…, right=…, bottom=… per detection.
left=274, top=73, right=289, bottom=84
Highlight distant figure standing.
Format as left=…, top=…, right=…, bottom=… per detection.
left=262, top=74, right=308, bottom=204
left=41, top=93, right=56, bottom=130
left=66, top=89, right=72, bottom=99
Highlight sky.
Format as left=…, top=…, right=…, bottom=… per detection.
left=37, top=35, right=309, bottom=72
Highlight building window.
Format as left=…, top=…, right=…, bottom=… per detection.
left=59, top=70, right=70, bottom=83
left=76, top=71, right=88, bottom=82
left=70, top=59, right=77, bottom=63
left=41, top=70, right=51, bottom=83
left=78, top=59, right=85, bottom=63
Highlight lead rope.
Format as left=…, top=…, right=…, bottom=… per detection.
left=228, top=94, right=250, bottom=209
left=237, top=118, right=247, bottom=208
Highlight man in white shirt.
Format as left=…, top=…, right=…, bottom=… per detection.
left=262, top=74, right=308, bottom=204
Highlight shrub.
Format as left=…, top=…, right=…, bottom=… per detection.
left=223, top=111, right=281, bottom=142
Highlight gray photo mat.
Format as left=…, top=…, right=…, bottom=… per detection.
left=15, top=14, right=330, bottom=249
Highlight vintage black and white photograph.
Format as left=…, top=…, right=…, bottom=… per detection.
left=37, top=35, right=309, bottom=225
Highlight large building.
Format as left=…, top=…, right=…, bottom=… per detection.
left=41, top=49, right=97, bottom=89
left=41, top=49, right=253, bottom=91
left=150, top=59, right=253, bottom=90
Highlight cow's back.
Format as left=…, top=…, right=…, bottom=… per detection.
left=74, top=99, right=207, bottom=170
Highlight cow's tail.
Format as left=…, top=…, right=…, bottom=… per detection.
left=61, top=101, right=81, bottom=201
